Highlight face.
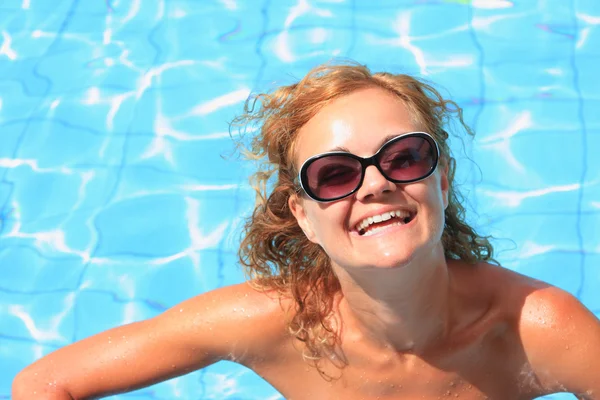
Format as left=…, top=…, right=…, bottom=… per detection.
left=289, top=87, right=449, bottom=271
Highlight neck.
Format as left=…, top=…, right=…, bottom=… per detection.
left=334, top=245, right=455, bottom=354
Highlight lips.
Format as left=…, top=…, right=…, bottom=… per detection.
left=353, top=208, right=416, bottom=236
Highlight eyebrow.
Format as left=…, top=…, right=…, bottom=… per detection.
left=327, top=133, right=407, bottom=153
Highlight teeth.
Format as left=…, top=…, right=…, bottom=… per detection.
left=362, top=221, right=405, bottom=237
left=355, top=209, right=413, bottom=233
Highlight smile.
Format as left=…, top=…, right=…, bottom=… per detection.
left=355, top=209, right=416, bottom=236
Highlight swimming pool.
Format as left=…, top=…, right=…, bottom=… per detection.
left=1, top=0, right=598, bottom=398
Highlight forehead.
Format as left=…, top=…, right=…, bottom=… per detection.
left=294, top=87, right=417, bottom=164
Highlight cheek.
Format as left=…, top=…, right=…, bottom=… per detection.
left=426, top=173, right=447, bottom=205
left=410, top=181, right=446, bottom=224
left=305, top=203, right=350, bottom=242
left=424, top=183, right=447, bottom=232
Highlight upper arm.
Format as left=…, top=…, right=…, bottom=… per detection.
left=520, top=286, right=600, bottom=399
left=13, top=283, right=288, bottom=399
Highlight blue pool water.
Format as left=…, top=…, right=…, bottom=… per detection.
left=1, top=1, right=599, bottom=399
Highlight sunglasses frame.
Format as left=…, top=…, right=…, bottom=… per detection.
left=297, top=132, right=440, bottom=202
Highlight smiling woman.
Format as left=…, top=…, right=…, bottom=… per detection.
left=12, top=61, right=600, bottom=400
left=235, top=63, right=495, bottom=369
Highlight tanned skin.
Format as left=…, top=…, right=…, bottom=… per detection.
left=12, top=263, right=600, bottom=399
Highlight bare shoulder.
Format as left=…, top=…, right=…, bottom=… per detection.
left=462, top=263, right=600, bottom=395
left=492, top=269, right=600, bottom=396
left=467, top=262, right=594, bottom=332
left=458, top=262, right=552, bottom=305
left=449, top=261, right=547, bottom=306
left=160, top=281, right=292, bottom=364
left=518, top=284, right=600, bottom=396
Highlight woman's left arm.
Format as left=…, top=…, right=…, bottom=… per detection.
left=520, top=286, right=600, bottom=399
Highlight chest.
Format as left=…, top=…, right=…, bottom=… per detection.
left=254, top=332, right=541, bottom=400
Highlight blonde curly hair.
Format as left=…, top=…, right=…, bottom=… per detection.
left=234, top=61, right=494, bottom=375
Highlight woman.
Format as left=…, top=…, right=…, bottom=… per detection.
left=12, top=62, right=600, bottom=399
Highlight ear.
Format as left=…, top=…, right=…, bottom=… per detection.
left=440, top=162, right=450, bottom=210
left=288, top=193, right=320, bottom=244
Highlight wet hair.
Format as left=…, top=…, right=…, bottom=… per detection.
left=234, top=61, right=495, bottom=375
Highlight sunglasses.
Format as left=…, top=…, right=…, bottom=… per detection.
left=297, top=132, right=440, bottom=202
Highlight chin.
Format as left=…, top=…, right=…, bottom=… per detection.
left=376, top=253, right=416, bottom=269
left=351, top=246, right=418, bottom=270
left=363, top=236, right=443, bottom=270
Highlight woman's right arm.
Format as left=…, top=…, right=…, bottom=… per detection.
left=12, top=282, right=287, bottom=400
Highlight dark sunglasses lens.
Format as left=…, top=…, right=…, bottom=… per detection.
left=379, top=136, right=436, bottom=181
left=305, top=155, right=362, bottom=200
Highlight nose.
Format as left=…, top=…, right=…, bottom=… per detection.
left=355, top=165, right=396, bottom=201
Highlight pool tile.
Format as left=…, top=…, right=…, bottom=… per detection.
left=0, top=291, right=75, bottom=347
left=0, top=246, right=82, bottom=292
left=94, top=194, right=192, bottom=257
